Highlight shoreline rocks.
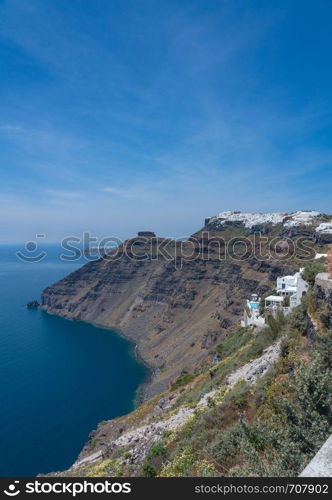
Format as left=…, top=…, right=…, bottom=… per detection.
left=27, top=300, right=40, bottom=309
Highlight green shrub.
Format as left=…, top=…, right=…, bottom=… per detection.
left=316, top=330, right=332, bottom=369
left=283, top=295, right=290, bottom=307
left=215, top=327, right=252, bottom=358
left=306, top=290, right=317, bottom=315
left=160, top=448, right=197, bottom=477
left=301, top=260, right=325, bottom=286
left=223, top=380, right=251, bottom=410
left=142, top=462, right=157, bottom=477
left=206, top=328, right=332, bottom=476
left=171, top=373, right=196, bottom=390
left=146, top=443, right=167, bottom=461
left=141, top=443, right=168, bottom=477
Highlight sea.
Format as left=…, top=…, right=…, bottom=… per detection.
left=0, top=244, right=147, bottom=476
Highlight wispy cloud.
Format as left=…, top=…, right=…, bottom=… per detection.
left=101, top=185, right=163, bottom=202
left=0, top=124, right=25, bottom=132
left=46, top=189, right=84, bottom=199
left=0, top=0, right=332, bottom=242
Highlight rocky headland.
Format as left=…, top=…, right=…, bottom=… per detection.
left=39, top=211, right=332, bottom=477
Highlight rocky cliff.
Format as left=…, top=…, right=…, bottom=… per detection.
left=41, top=240, right=279, bottom=398
left=48, top=280, right=332, bottom=478
left=41, top=211, right=332, bottom=477
left=40, top=212, right=331, bottom=399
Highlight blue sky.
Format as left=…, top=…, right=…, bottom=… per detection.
left=1, top=0, right=332, bottom=242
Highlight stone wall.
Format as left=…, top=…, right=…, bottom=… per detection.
left=315, top=273, right=332, bottom=330
left=300, top=435, right=332, bottom=477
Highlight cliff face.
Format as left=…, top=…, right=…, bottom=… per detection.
left=41, top=238, right=280, bottom=397
left=40, top=231, right=294, bottom=399
left=48, top=284, right=332, bottom=478
left=41, top=212, right=332, bottom=477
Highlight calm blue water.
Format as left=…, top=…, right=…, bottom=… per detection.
left=0, top=245, right=147, bottom=476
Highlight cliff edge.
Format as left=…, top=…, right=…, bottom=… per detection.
left=40, top=212, right=332, bottom=399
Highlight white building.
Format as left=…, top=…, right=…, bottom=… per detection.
left=241, top=294, right=265, bottom=328
left=241, top=268, right=309, bottom=328
left=277, top=271, right=299, bottom=296
left=315, top=253, right=327, bottom=260
left=264, top=295, right=290, bottom=317
left=265, top=295, right=284, bottom=307
left=276, top=268, right=308, bottom=308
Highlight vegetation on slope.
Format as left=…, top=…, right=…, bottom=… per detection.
left=145, top=302, right=332, bottom=477
left=58, top=259, right=332, bottom=478
left=301, top=259, right=326, bottom=285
